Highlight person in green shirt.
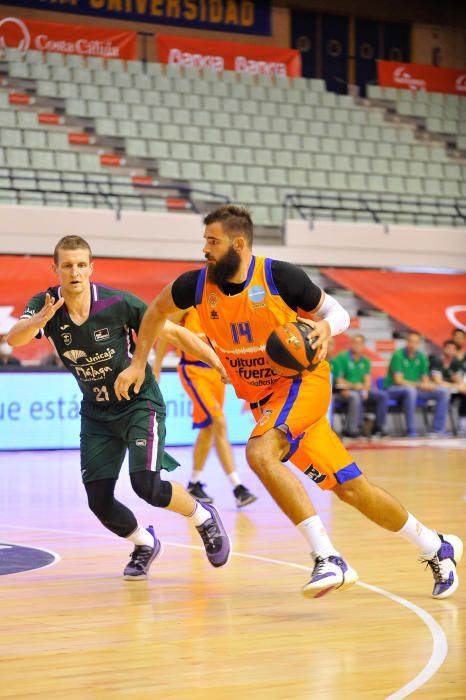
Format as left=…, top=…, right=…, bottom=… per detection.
left=385, top=332, right=449, bottom=436
left=450, top=329, right=466, bottom=434
left=7, top=235, right=231, bottom=580
left=334, top=334, right=388, bottom=438
left=430, top=340, right=463, bottom=387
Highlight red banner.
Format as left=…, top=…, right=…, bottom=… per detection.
left=0, top=256, right=203, bottom=362
left=377, top=59, right=466, bottom=95
left=322, top=268, right=466, bottom=348
left=157, top=33, right=301, bottom=77
left=0, top=15, right=137, bottom=60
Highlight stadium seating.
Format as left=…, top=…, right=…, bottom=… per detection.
left=0, top=50, right=465, bottom=227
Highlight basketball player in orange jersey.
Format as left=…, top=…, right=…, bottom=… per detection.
left=153, top=306, right=257, bottom=508
left=115, top=205, right=462, bottom=599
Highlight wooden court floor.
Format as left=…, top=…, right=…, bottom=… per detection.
left=0, top=439, right=465, bottom=699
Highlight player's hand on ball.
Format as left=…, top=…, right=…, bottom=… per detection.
left=296, top=317, right=331, bottom=362
left=37, top=293, right=65, bottom=328
left=114, top=364, right=145, bottom=400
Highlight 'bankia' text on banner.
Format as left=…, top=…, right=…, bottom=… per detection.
left=378, top=60, right=466, bottom=95
left=0, top=15, right=137, bottom=59
left=157, top=33, right=301, bottom=76
left=9, top=0, right=271, bottom=36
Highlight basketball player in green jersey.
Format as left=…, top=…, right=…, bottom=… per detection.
left=7, top=235, right=231, bottom=579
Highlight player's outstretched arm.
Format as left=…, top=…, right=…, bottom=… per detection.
left=114, top=283, right=179, bottom=400
left=152, top=309, right=185, bottom=382
left=162, top=321, right=227, bottom=380
left=7, top=293, right=65, bottom=347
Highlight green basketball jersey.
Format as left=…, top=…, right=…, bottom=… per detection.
left=22, top=283, right=163, bottom=416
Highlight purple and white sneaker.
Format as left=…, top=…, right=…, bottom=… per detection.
left=196, top=502, right=231, bottom=568
left=123, top=525, right=163, bottom=581
left=302, top=554, right=358, bottom=599
left=421, top=533, right=463, bottom=599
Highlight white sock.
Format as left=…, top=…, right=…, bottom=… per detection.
left=397, top=513, right=441, bottom=557
left=127, top=526, right=154, bottom=547
left=297, top=515, right=339, bottom=558
left=191, top=470, right=203, bottom=484
left=227, top=471, right=242, bottom=488
left=188, top=501, right=211, bottom=527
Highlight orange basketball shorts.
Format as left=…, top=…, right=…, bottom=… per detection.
left=178, top=361, right=225, bottom=429
left=249, top=362, right=362, bottom=490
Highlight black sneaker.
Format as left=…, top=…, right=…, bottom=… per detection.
left=123, top=525, right=163, bottom=581
left=187, top=481, right=214, bottom=504
left=371, top=427, right=389, bottom=439
left=233, top=484, right=258, bottom=508
left=196, top=502, right=231, bottom=568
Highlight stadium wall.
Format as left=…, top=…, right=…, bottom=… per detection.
left=0, top=205, right=464, bottom=270
left=3, top=2, right=466, bottom=69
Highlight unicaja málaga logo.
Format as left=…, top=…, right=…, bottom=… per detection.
left=0, top=17, right=30, bottom=53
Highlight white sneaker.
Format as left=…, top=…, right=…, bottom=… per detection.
left=420, top=533, right=463, bottom=599
left=302, top=554, right=359, bottom=599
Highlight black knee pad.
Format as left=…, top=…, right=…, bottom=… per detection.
left=85, top=478, right=116, bottom=518
left=130, top=471, right=173, bottom=508
left=85, top=478, right=136, bottom=537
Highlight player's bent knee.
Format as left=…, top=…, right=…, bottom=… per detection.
left=333, top=478, right=365, bottom=506
left=130, top=470, right=173, bottom=508
left=246, top=438, right=274, bottom=474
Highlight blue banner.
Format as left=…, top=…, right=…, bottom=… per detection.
left=290, top=9, right=317, bottom=79
left=12, top=0, right=271, bottom=36
left=383, top=21, right=410, bottom=63
left=0, top=371, right=256, bottom=451
left=322, top=13, right=349, bottom=95
left=355, top=18, right=379, bottom=97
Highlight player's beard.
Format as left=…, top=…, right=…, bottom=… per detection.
left=206, top=245, right=241, bottom=287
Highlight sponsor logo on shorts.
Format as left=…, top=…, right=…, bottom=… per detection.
left=136, top=439, right=147, bottom=447
left=258, top=408, right=273, bottom=426
left=94, top=327, right=110, bottom=342
left=304, top=464, right=327, bottom=484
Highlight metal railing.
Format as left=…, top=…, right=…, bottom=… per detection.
left=0, top=172, right=230, bottom=219
left=283, top=191, right=466, bottom=230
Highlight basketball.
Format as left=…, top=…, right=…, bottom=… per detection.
left=266, top=322, right=318, bottom=378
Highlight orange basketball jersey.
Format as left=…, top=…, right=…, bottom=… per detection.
left=177, top=306, right=209, bottom=366
left=195, top=256, right=320, bottom=402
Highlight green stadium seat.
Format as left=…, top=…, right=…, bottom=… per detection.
left=148, top=141, right=169, bottom=158
left=6, top=148, right=30, bottom=168
left=223, top=129, right=243, bottom=146
left=52, top=152, right=78, bottom=171
left=9, top=63, right=30, bottom=79
left=2, top=127, right=22, bottom=147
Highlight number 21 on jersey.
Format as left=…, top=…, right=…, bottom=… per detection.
left=230, top=322, right=253, bottom=344
left=93, top=385, right=109, bottom=402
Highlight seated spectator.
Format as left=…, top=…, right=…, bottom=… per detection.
left=452, top=328, right=465, bottom=363
left=444, top=333, right=466, bottom=435
left=385, top=332, right=449, bottom=437
left=333, top=334, right=388, bottom=438
left=430, top=340, right=463, bottom=389
left=0, top=335, right=21, bottom=366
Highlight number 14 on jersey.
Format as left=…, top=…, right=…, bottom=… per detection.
left=230, top=322, right=253, bottom=344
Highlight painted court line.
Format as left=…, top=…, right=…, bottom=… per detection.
left=0, top=540, right=61, bottom=576
left=0, top=522, right=448, bottom=699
